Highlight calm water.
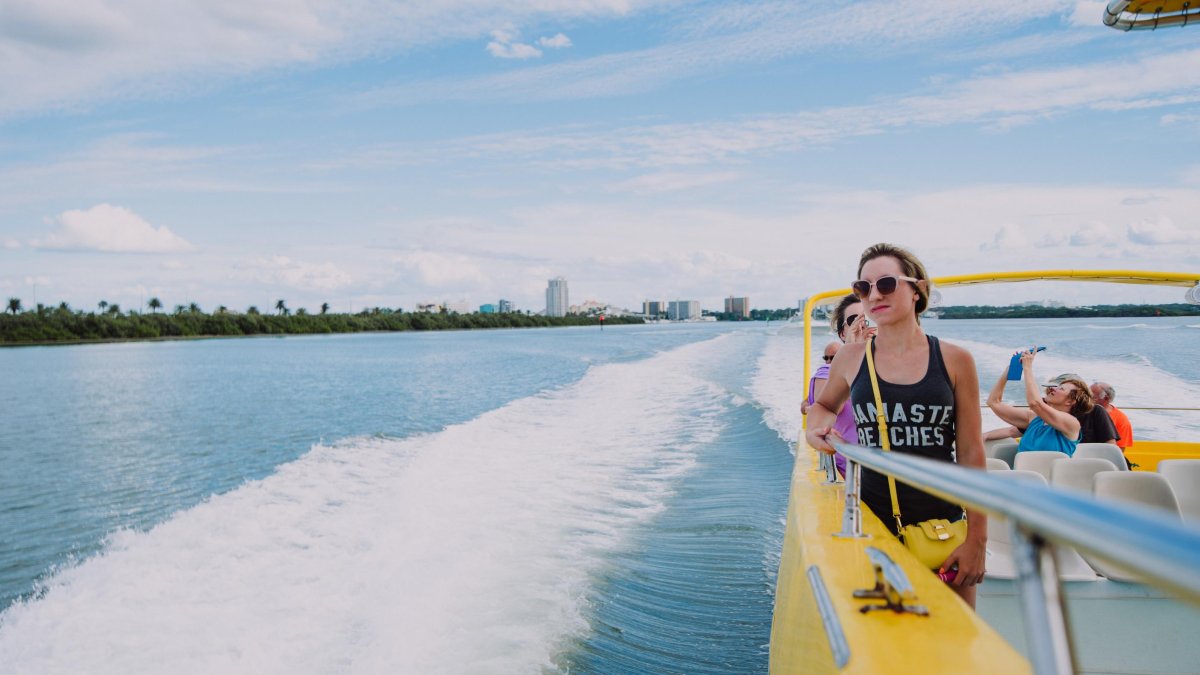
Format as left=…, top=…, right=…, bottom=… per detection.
left=1, top=318, right=1197, bottom=673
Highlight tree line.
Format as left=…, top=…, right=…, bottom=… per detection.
left=0, top=298, right=642, bottom=345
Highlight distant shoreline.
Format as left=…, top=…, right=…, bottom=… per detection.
left=0, top=311, right=643, bottom=347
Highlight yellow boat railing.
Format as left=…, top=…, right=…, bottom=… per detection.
left=799, top=268, right=1200, bottom=436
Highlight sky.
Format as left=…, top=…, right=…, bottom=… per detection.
left=1, top=0, right=1198, bottom=314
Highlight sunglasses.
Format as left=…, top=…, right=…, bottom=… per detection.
left=836, top=313, right=861, bottom=335
left=851, top=275, right=919, bottom=300
left=822, top=355, right=835, bottom=363
left=1045, top=385, right=1077, bottom=395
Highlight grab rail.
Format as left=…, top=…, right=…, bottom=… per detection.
left=830, top=440, right=1200, bottom=674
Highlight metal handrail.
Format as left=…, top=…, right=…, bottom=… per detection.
left=829, top=441, right=1200, bottom=673
left=831, top=440, right=1200, bottom=603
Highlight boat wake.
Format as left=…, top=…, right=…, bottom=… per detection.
left=0, top=336, right=742, bottom=674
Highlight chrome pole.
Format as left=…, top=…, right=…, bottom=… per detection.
left=821, top=451, right=840, bottom=484
left=833, top=460, right=869, bottom=539
left=1010, top=523, right=1076, bottom=675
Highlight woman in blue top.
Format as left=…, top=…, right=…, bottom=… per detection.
left=986, top=350, right=1093, bottom=456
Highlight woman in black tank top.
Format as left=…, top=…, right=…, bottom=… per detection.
left=804, top=243, right=989, bottom=608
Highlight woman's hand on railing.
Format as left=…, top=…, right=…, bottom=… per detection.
left=941, top=536, right=986, bottom=587
left=804, top=425, right=845, bottom=455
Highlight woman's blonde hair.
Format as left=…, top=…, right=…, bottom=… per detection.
left=857, top=243, right=930, bottom=315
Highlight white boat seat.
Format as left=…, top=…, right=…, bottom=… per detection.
left=1013, top=451, right=1068, bottom=483
left=1088, top=472, right=1182, bottom=581
left=986, top=440, right=1018, bottom=468
left=1073, top=443, right=1130, bottom=471
left=1051, top=457, right=1117, bottom=493
left=984, top=470, right=1098, bottom=581
left=985, top=457, right=1011, bottom=471
left=1157, top=459, right=1200, bottom=524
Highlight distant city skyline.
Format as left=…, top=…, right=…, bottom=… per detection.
left=1, top=3, right=1198, bottom=313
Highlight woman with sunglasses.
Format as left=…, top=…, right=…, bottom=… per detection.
left=805, top=243, right=988, bottom=607
left=986, top=353, right=1092, bottom=456
left=801, top=295, right=877, bottom=475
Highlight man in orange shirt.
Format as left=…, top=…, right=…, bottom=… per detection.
left=1091, top=381, right=1132, bottom=451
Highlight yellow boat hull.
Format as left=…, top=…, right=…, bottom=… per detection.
left=769, top=451, right=1029, bottom=674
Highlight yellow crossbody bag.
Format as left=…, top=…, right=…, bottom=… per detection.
left=865, top=337, right=967, bottom=570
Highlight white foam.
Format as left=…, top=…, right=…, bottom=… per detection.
left=749, top=323, right=808, bottom=448
left=0, top=336, right=743, bottom=674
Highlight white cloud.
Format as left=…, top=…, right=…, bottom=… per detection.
left=243, top=256, right=353, bottom=292
left=2, top=238, right=20, bottom=249
left=1067, top=1, right=1107, bottom=27
left=1127, top=218, right=1200, bottom=245
left=538, top=33, right=572, bottom=49
left=1160, top=113, right=1200, bottom=126
left=607, top=171, right=739, bottom=194
left=487, top=29, right=542, bottom=59
left=1069, top=221, right=1115, bottom=246
left=32, top=204, right=195, bottom=253
left=981, top=224, right=1029, bottom=251
left=0, top=0, right=660, bottom=116
left=393, top=250, right=488, bottom=287
left=347, top=47, right=1200, bottom=173
left=373, top=0, right=1076, bottom=105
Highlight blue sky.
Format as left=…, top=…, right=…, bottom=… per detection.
left=1, top=0, right=1198, bottom=314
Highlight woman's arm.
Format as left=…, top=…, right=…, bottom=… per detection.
left=804, top=344, right=861, bottom=454
left=1022, top=354, right=1081, bottom=439
left=986, top=357, right=1034, bottom=429
left=941, top=343, right=987, bottom=587
left=983, top=426, right=1019, bottom=441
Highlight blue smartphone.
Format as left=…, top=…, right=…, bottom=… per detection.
left=1007, top=347, right=1047, bottom=381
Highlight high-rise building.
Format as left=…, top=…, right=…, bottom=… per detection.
left=668, top=300, right=700, bottom=321
left=479, top=304, right=497, bottom=314
left=546, top=278, right=569, bottom=317
left=498, top=299, right=513, bottom=313
left=642, top=300, right=665, bottom=317
left=725, top=296, right=750, bottom=318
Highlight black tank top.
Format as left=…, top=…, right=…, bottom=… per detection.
left=850, top=335, right=963, bottom=533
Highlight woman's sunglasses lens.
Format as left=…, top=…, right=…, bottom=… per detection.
left=851, top=276, right=902, bottom=298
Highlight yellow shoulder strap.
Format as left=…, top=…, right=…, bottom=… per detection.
left=865, top=337, right=904, bottom=532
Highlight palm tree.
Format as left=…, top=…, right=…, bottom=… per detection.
left=148, top=297, right=162, bottom=313
left=320, top=302, right=330, bottom=315
left=6, top=297, right=20, bottom=315
left=107, top=304, right=121, bottom=315
left=275, top=299, right=288, bottom=316
left=216, top=305, right=228, bottom=314
left=188, top=302, right=201, bottom=314
left=98, top=300, right=108, bottom=313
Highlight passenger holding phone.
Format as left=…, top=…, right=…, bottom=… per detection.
left=804, top=295, right=877, bottom=476
left=986, top=349, right=1093, bottom=456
